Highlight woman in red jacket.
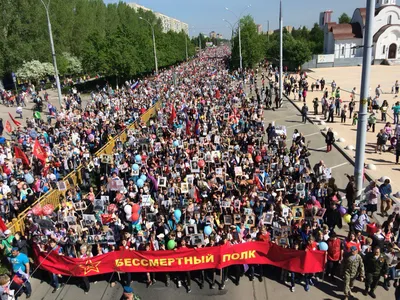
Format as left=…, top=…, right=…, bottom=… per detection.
left=326, top=232, right=343, bottom=282
left=344, top=231, right=361, bottom=253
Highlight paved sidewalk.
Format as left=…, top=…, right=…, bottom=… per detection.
left=0, top=87, right=90, bottom=131
left=285, top=66, right=400, bottom=202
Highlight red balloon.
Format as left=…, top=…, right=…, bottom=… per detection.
left=198, top=160, right=205, bottom=168
left=255, top=155, right=262, bottom=163
left=42, top=204, right=54, bottom=216
left=131, top=213, right=139, bottom=222
left=132, top=204, right=140, bottom=213
left=32, top=204, right=43, bottom=216
left=107, top=204, right=117, bottom=213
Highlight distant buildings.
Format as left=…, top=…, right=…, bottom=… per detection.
left=209, top=31, right=223, bottom=39
left=319, top=10, right=333, bottom=28
left=127, top=3, right=189, bottom=35
left=323, top=0, right=400, bottom=61
left=257, top=24, right=263, bottom=34
left=273, top=26, right=293, bottom=34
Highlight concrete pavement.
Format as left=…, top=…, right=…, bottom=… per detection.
left=0, top=87, right=90, bottom=131
left=289, top=66, right=400, bottom=212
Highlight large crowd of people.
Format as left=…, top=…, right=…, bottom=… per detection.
left=0, top=68, right=156, bottom=226
left=0, top=48, right=398, bottom=300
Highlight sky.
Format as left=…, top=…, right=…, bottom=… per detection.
left=104, top=0, right=367, bottom=38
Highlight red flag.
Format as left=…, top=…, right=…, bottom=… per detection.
left=194, top=187, right=201, bottom=203
left=193, top=115, right=200, bottom=136
left=33, top=140, right=47, bottom=164
left=42, top=165, right=50, bottom=177
left=168, top=105, right=176, bottom=125
left=5, top=121, right=12, bottom=133
left=254, top=176, right=264, bottom=191
left=185, top=117, right=191, bottom=136
left=0, top=218, right=7, bottom=232
left=216, top=90, right=221, bottom=99
left=8, top=113, right=21, bottom=127
left=14, top=146, right=30, bottom=166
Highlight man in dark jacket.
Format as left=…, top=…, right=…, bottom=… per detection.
left=396, top=138, right=400, bottom=164
left=363, top=246, right=389, bottom=298
left=324, top=202, right=342, bottom=233
left=345, top=174, right=356, bottom=214
left=301, top=103, right=308, bottom=123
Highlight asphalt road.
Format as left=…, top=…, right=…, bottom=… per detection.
left=20, top=89, right=396, bottom=300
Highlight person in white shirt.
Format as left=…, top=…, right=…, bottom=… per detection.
left=0, top=182, right=11, bottom=196
left=0, top=152, right=6, bottom=165
left=365, top=181, right=380, bottom=217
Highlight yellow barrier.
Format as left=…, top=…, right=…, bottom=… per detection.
left=8, top=100, right=161, bottom=234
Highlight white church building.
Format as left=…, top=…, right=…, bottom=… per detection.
left=323, top=0, right=400, bottom=62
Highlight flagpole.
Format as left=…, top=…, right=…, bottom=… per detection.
left=29, top=153, right=34, bottom=169
left=279, top=0, right=283, bottom=107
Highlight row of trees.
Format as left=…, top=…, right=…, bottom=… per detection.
left=230, top=12, right=355, bottom=70
left=0, top=0, right=195, bottom=82
left=230, top=15, right=325, bottom=70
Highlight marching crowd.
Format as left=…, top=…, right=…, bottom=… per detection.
left=0, top=48, right=399, bottom=300
left=0, top=67, right=157, bottom=226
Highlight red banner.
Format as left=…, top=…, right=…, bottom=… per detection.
left=34, top=242, right=326, bottom=277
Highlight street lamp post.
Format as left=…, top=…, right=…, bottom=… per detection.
left=225, top=5, right=251, bottom=71
left=185, top=34, right=188, bottom=61
left=223, top=19, right=238, bottom=52
left=354, top=0, right=375, bottom=196
left=40, top=0, right=62, bottom=109
left=139, top=17, right=158, bottom=74
left=185, top=26, right=195, bottom=61
left=279, top=0, right=283, bottom=104
left=198, top=33, right=201, bottom=56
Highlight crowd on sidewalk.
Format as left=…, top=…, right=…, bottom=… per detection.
left=279, top=71, right=400, bottom=164
left=0, top=51, right=399, bottom=300
left=0, top=66, right=159, bottom=227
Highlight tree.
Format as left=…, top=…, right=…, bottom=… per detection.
left=63, top=53, right=83, bottom=75
left=309, top=23, right=324, bottom=54
left=339, top=13, right=351, bottom=24
left=16, top=60, right=54, bottom=83
left=264, top=32, right=312, bottom=69
left=231, top=15, right=263, bottom=69
left=1, top=0, right=194, bottom=81
left=284, top=37, right=312, bottom=68
left=58, top=52, right=82, bottom=76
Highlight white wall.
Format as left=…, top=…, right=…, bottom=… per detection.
left=375, top=26, right=400, bottom=59
left=373, top=7, right=400, bottom=35
left=334, top=39, right=363, bottom=58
